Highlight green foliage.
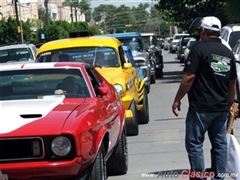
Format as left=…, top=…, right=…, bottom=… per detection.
left=79, top=0, right=90, bottom=12
left=0, top=17, right=18, bottom=44
left=89, top=25, right=102, bottom=35
left=154, top=0, right=229, bottom=30
left=224, top=0, right=240, bottom=23
left=3, top=0, right=238, bottom=44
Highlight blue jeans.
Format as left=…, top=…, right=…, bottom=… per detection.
left=185, top=109, right=229, bottom=180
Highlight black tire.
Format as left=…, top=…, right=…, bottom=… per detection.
left=177, top=53, right=180, bottom=59
left=107, top=124, right=128, bottom=175
left=150, top=74, right=156, bottom=84
left=155, top=68, right=163, bottom=78
left=88, top=144, right=107, bottom=180
left=180, top=57, right=184, bottom=63
left=145, top=84, right=150, bottom=94
left=126, top=101, right=139, bottom=136
left=138, top=90, right=150, bottom=124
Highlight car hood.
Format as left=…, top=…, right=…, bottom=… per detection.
left=131, top=51, right=146, bottom=58
left=0, top=97, right=85, bottom=137
left=172, top=39, right=180, bottom=43
left=96, top=68, right=123, bottom=83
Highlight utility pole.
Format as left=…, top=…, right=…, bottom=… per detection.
left=18, top=3, right=24, bottom=43
left=14, top=0, right=21, bottom=43
left=70, top=6, right=73, bottom=22
left=44, top=0, right=49, bottom=25
left=74, top=6, right=77, bottom=22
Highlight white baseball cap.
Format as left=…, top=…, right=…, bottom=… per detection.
left=201, top=16, right=221, bottom=31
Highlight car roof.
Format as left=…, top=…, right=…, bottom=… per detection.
left=174, top=33, right=189, bottom=36
left=0, top=62, right=86, bottom=71
left=140, top=33, right=156, bottom=36
left=99, top=32, right=142, bottom=38
left=222, top=24, right=240, bottom=31
left=0, top=43, right=34, bottom=50
left=36, top=36, right=121, bottom=56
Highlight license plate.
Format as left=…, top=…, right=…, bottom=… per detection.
left=2, top=174, right=9, bottom=180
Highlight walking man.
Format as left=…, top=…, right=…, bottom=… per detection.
left=172, top=16, right=237, bottom=179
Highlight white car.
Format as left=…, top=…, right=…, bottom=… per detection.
left=0, top=43, right=37, bottom=64
left=221, top=24, right=240, bottom=49
left=169, top=33, right=189, bottom=53
left=163, top=37, right=172, bottom=50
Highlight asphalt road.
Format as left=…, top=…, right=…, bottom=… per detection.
left=108, top=50, right=240, bottom=180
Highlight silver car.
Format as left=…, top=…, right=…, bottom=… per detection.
left=0, top=43, right=37, bottom=64
left=163, top=37, right=172, bottom=50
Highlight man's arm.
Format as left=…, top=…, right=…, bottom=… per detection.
left=172, top=72, right=196, bottom=116
left=228, top=80, right=238, bottom=117
left=228, top=80, right=236, bottom=106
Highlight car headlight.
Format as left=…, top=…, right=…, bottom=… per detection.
left=114, top=84, right=123, bottom=94
left=51, top=136, right=72, bottom=156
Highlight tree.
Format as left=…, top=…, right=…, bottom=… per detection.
left=0, top=17, right=18, bottom=44
left=154, top=0, right=228, bottom=31
left=79, top=0, right=90, bottom=12
left=145, top=6, right=169, bottom=37
left=79, top=0, right=91, bottom=22
left=224, top=0, right=240, bottom=23
left=132, top=3, right=150, bottom=32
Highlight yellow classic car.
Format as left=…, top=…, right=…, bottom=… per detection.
left=36, top=36, right=149, bottom=136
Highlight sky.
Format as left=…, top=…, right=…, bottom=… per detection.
left=89, top=0, right=154, bottom=9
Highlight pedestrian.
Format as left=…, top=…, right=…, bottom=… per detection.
left=172, top=16, right=237, bottom=180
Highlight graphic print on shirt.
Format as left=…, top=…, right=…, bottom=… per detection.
left=186, top=57, right=191, bottom=65
left=210, top=54, right=231, bottom=73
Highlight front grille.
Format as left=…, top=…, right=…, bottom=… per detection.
left=0, top=137, right=44, bottom=162
left=135, top=59, right=145, bottom=64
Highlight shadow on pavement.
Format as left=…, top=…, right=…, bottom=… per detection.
left=143, top=169, right=190, bottom=178
left=154, top=117, right=184, bottom=121
left=164, top=60, right=180, bottom=64
left=157, top=70, right=184, bottom=83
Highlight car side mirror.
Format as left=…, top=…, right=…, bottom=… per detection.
left=98, top=86, right=109, bottom=96
left=124, top=62, right=132, bottom=69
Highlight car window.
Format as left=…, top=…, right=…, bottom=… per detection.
left=0, top=48, right=34, bottom=63
left=229, top=31, right=240, bottom=49
left=0, top=69, right=91, bottom=100
left=182, top=37, right=192, bottom=46
left=174, top=35, right=185, bottom=39
left=36, top=47, right=120, bottom=67
left=233, top=41, right=240, bottom=53
left=118, top=46, right=127, bottom=68
left=85, top=66, right=103, bottom=96
left=118, top=37, right=144, bottom=52
left=152, top=36, right=157, bottom=46
left=221, top=29, right=228, bottom=42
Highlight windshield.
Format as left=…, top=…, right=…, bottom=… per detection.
left=0, top=69, right=90, bottom=101
left=117, top=37, right=144, bottom=52
left=0, top=48, right=34, bottom=63
left=37, top=47, right=120, bottom=67
left=229, top=31, right=240, bottom=49
left=182, top=38, right=192, bottom=46
left=174, top=35, right=186, bottom=40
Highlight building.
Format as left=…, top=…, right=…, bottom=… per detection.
left=0, top=0, right=85, bottom=22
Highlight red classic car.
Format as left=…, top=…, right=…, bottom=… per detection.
left=0, top=62, right=128, bottom=180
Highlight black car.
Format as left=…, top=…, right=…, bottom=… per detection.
left=176, top=36, right=194, bottom=63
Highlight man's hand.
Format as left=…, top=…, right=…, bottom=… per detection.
left=229, top=103, right=239, bottom=119
left=54, top=89, right=66, bottom=95
left=172, top=100, right=181, bottom=117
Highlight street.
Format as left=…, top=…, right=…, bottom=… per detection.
left=108, top=50, right=240, bottom=180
